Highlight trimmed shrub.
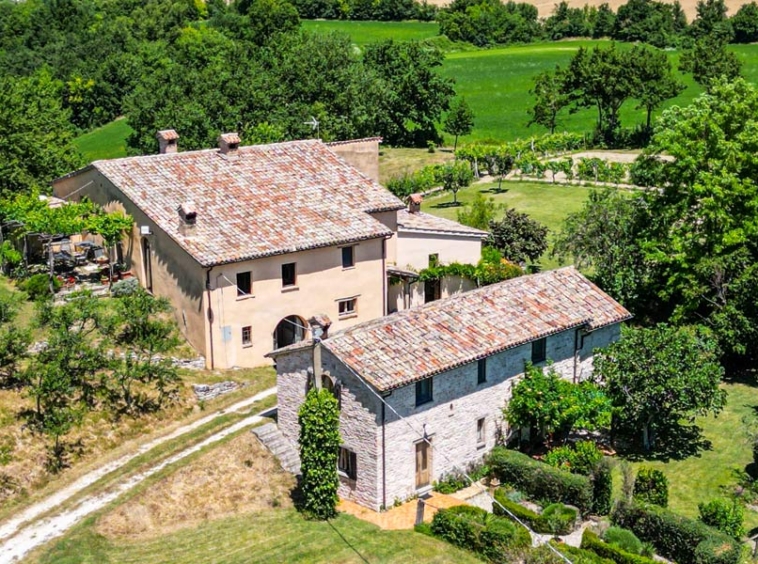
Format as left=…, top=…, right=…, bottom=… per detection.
left=431, top=504, right=530, bottom=562
left=544, top=441, right=603, bottom=476
left=698, top=499, right=745, bottom=539
left=493, top=489, right=577, bottom=535
left=488, top=447, right=593, bottom=513
left=633, top=467, right=668, bottom=507
left=612, top=503, right=742, bottom=564
left=592, top=458, right=613, bottom=515
left=553, top=542, right=616, bottom=564
left=581, top=530, right=658, bottom=564
left=20, top=273, right=60, bottom=301
left=603, top=527, right=642, bottom=554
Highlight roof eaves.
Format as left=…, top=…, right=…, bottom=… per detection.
left=52, top=163, right=96, bottom=185
left=397, top=226, right=489, bottom=238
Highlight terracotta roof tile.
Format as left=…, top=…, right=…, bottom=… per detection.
left=90, top=140, right=404, bottom=266
left=320, top=267, right=631, bottom=391
left=397, top=209, right=488, bottom=237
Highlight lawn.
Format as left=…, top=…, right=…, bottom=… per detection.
left=621, top=380, right=758, bottom=532
left=301, top=19, right=439, bottom=45
left=73, top=118, right=133, bottom=162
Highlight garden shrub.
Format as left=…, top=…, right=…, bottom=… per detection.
left=698, top=499, right=745, bottom=539
left=433, top=463, right=490, bottom=494
left=493, top=489, right=577, bottom=535
left=581, top=530, right=658, bottom=564
left=544, top=441, right=602, bottom=476
left=19, top=273, right=60, bottom=301
left=612, top=503, right=742, bottom=564
left=632, top=467, right=668, bottom=507
left=488, top=447, right=593, bottom=513
left=602, top=526, right=642, bottom=555
left=552, top=541, right=616, bottom=564
left=430, top=504, right=530, bottom=562
left=592, top=457, right=613, bottom=516
left=110, top=278, right=139, bottom=297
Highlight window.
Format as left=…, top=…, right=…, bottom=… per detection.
left=241, top=326, right=252, bottom=347
left=338, top=298, right=357, bottom=317
left=341, top=246, right=355, bottom=269
left=416, top=377, right=433, bottom=406
left=236, top=271, right=251, bottom=297
left=532, top=337, right=547, bottom=364
left=281, top=262, right=296, bottom=287
left=428, top=253, right=439, bottom=267
left=338, top=447, right=357, bottom=480
left=477, top=417, right=486, bottom=446
left=477, top=358, right=487, bottom=384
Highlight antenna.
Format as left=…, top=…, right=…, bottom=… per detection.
left=303, top=116, right=320, bottom=139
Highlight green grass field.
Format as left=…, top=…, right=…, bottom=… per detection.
left=73, top=118, right=133, bottom=161
left=33, top=509, right=480, bottom=564
left=301, top=19, right=438, bottom=45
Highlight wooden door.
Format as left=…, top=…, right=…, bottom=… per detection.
left=415, top=440, right=431, bottom=489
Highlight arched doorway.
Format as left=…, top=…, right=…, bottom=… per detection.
left=273, top=315, right=307, bottom=350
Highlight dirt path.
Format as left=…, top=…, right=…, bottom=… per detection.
left=0, top=387, right=276, bottom=564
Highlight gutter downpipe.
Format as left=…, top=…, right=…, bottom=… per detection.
left=382, top=400, right=387, bottom=510
left=206, top=266, right=215, bottom=370
left=382, top=237, right=389, bottom=315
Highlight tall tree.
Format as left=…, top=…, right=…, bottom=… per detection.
left=528, top=68, right=568, bottom=134
left=679, top=34, right=742, bottom=87
left=731, top=2, right=758, bottom=43
left=440, top=161, right=473, bottom=205
left=628, top=45, right=685, bottom=129
left=443, top=97, right=475, bottom=152
left=0, top=287, right=30, bottom=388
left=487, top=208, right=548, bottom=266
left=594, top=325, right=726, bottom=451
left=690, top=0, right=732, bottom=40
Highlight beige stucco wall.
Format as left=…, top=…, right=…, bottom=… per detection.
left=53, top=170, right=208, bottom=357
left=396, top=231, right=482, bottom=271
left=328, top=139, right=381, bottom=183
left=208, top=238, right=387, bottom=368
left=371, top=210, right=398, bottom=266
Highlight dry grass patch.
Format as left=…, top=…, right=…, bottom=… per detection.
left=96, top=432, right=295, bottom=539
left=378, top=147, right=454, bottom=183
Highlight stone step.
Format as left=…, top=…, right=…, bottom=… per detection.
left=252, top=423, right=301, bottom=476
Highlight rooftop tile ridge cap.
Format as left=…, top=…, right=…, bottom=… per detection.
left=397, top=210, right=489, bottom=233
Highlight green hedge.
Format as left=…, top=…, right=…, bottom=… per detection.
left=612, top=503, right=742, bottom=564
left=430, top=504, right=531, bottom=563
left=493, top=489, right=577, bottom=535
left=488, top=447, right=593, bottom=513
left=552, top=542, right=617, bottom=564
left=592, top=458, right=613, bottom=515
left=581, top=530, right=658, bottom=564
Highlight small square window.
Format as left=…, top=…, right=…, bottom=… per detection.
left=477, top=417, right=486, bottom=446
left=241, top=326, right=252, bottom=347
left=477, top=358, right=487, bottom=384
left=342, top=246, right=355, bottom=269
left=236, top=271, right=251, bottom=297
left=416, top=378, right=433, bottom=406
left=338, top=447, right=357, bottom=480
left=282, top=263, right=296, bottom=287
left=428, top=253, right=439, bottom=267
left=338, top=298, right=357, bottom=317
left=532, top=337, right=547, bottom=364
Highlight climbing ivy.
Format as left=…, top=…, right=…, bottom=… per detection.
left=298, top=387, right=341, bottom=520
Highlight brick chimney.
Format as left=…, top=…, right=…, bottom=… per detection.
left=177, top=201, right=197, bottom=236
left=157, top=129, right=179, bottom=154
left=408, top=193, right=423, bottom=213
left=308, top=314, right=332, bottom=341
left=218, top=132, right=241, bottom=158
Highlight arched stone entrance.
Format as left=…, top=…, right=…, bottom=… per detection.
left=273, top=315, right=308, bottom=350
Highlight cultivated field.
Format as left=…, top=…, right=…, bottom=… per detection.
left=301, top=19, right=438, bottom=44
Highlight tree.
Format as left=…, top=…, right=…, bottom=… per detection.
left=730, top=2, right=758, bottom=43
left=0, top=287, right=30, bottom=388
left=87, top=210, right=133, bottom=288
left=679, top=34, right=741, bottom=88
left=440, top=161, right=473, bottom=205
left=487, top=208, right=548, bottom=265
left=104, top=288, right=182, bottom=414
left=235, top=0, right=299, bottom=45
left=443, top=97, right=475, bottom=152
left=594, top=324, right=726, bottom=451
left=0, top=71, right=84, bottom=196
left=627, top=45, right=685, bottom=129
left=690, top=0, right=732, bottom=40
left=528, top=69, right=568, bottom=134
left=456, top=193, right=502, bottom=230
left=298, top=387, right=341, bottom=519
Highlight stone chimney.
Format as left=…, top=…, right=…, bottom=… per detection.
left=218, top=132, right=241, bottom=158
left=308, top=314, right=332, bottom=341
left=157, top=129, right=179, bottom=154
left=408, top=193, right=423, bottom=214
left=177, top=201, right=197, bottom=236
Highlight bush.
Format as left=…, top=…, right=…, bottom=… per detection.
left=603, top=527, right=642, bottom=554
left=493, top=489, right=578, bottom=535
left=632, top=467, right=668, bottom=507
left=430, top=504, right=531, bottom=562
left=433, top=463, right=490, bottom=494
left=488, top=447, right=593, bottom=513
left=19, top=273, right=60, bottom=301
left=612, top=503, right=742, bottom=564
left=698, top=499, right=745, bottom=539
left=581, top=530, right=658, bottom=564
left=110, top=277, right=139, bottom=297
left=592, top=458, right=613, bottom=516
left=544, top=441, right=603, bottom=476
left=552, top=542, right=616, bottom=564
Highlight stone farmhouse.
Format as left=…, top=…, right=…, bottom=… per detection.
left=52, top=132, right=486, bottom=368
left=270, top=267, right=631, bottom=511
